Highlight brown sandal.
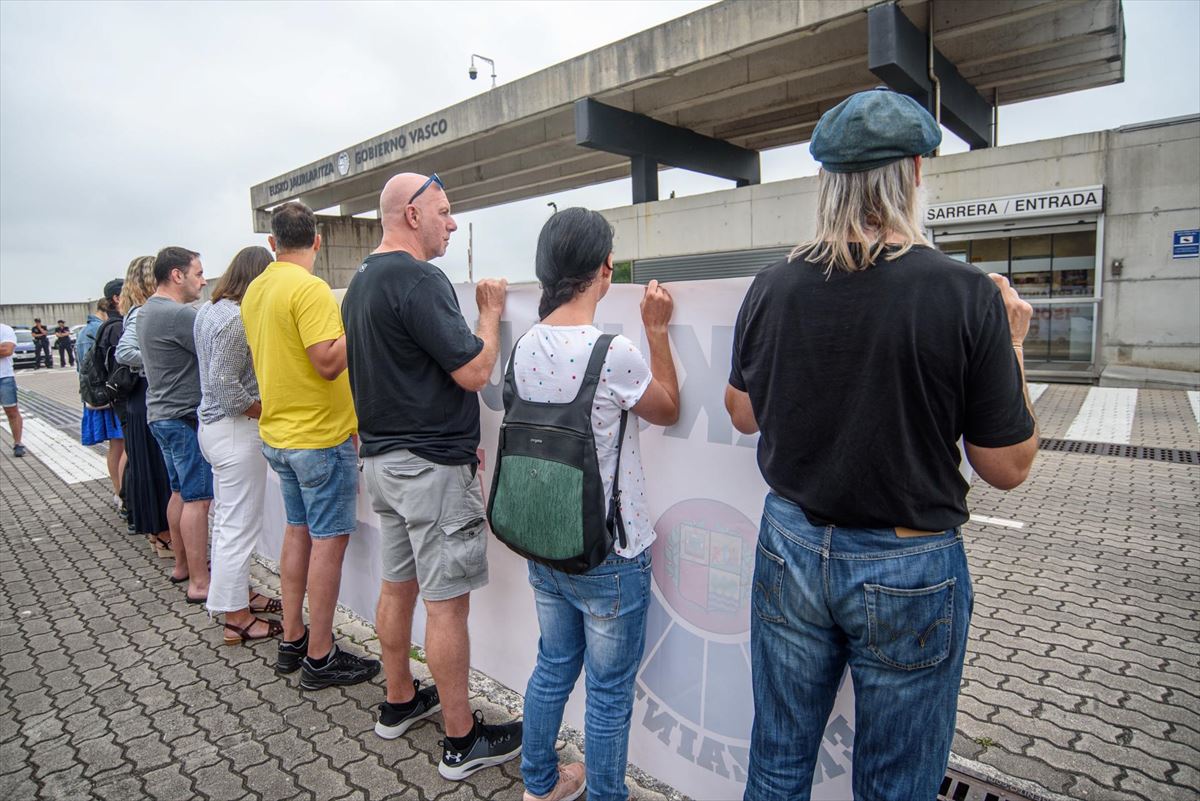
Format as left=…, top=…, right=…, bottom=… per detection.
left=249, top=592, right=283, bottom=615
left=223, top=617, right=284, bottom=646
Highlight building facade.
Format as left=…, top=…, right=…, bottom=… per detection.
left=607, top=116, right=1200, bottom=382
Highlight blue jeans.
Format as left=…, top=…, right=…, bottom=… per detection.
left=149, top=418, right=213, bottom=502
left=745, top=493, right=973, bottom=801
left=261, top=437, right=358, bottom=539
left=522, top=550, right=652, bottom=801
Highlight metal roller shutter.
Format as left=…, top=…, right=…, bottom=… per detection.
left=632, top=246, right=793, bottom=284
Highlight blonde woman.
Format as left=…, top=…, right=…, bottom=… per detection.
left=115, top=256, right=176, bottom=573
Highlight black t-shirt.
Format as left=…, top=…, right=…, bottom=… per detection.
left=342, top=250, right=484, bottom=464
left=730, top=245, right=1034, bottom=531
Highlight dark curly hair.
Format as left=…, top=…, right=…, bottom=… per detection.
left=535, top=207, right=613, bottom=319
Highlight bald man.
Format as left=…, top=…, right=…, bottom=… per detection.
left=342, top=173, right=520, bottom=780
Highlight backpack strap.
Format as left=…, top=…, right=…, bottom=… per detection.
left=579, top=334, right=628, bottom=550
left=606, top=407, right=629, bottom=550
left=581, top=333, right=615, bottom=383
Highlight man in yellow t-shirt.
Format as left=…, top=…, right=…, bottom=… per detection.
left=242, top=200, right=379, bottom=691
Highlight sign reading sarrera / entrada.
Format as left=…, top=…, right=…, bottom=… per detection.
left=926, top=185, right=1104, bottom=225
left=266, top=117, right=451, bottom=198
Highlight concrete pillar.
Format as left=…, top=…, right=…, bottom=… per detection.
left=314, top=215, right=383, bottom=290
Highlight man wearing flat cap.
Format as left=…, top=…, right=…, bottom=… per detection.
left=726, top=88, right=1038, bottom=800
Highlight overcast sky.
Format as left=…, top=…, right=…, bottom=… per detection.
left=1, top=0, right=1198, bottom=307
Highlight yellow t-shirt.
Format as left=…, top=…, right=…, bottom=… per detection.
left=241, top=261, right=357, bottom=449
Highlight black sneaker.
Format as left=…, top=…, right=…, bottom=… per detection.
left=299, top=645, right=380, bottom=690
left=12, top=444, right=25, bottom=457
left=275, top=628, right=309, bottom=675
left=438, top=710, right=522, bottom=781
left=374, top=680, right=441, bottom=739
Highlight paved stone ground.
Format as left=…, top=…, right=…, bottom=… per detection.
left=0, top=369, right=676, bottom=801
left=2, top=368, right=1198, bottom=801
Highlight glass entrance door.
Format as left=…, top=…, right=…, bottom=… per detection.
left=936, top=227, right=1099, bottom=365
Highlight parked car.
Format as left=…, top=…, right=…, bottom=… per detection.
left=11, top=328, right=37, bottom=369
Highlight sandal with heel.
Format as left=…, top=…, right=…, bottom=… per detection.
left=223, top=617, right=284, bottom=646
left=150, top=534, right=173, bottom=560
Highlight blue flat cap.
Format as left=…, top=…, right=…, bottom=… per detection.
left=810, top=88, right=942, bottom=173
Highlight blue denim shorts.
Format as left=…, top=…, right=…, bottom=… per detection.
left=148, top=418, right=214, bottom=502
left=262, top=437, right=358, bottom=539
left=0, top=376, right=16, bottom=408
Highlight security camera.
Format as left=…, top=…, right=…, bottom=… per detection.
left=468, top=66, right=478, bottom=80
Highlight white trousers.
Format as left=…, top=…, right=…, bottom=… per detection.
left=197, top=415, right=267, bottom=614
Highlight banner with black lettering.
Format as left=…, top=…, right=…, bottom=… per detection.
left=260, top=280, right=856, bottom=800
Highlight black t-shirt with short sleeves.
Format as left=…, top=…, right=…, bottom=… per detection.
left=730, top=245, right=1034, bottom=532
left=342, top=250, right=484, bottom=464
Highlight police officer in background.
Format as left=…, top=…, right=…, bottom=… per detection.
left=725, top=88, right=1038, bottom=801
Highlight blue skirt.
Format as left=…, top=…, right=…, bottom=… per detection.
left=81, top=407, right=124, bottom=445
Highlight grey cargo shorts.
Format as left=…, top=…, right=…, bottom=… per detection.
left=361, top=449, right=488, bottom=601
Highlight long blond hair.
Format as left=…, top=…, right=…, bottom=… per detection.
left=119, top=256, right=157, bottom=315
left=790, top=157, right=929, bottom=273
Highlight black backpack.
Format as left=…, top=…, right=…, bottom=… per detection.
left=80, top=318, right=137, bottom=408
left=487, top=334, right=628, bottom=574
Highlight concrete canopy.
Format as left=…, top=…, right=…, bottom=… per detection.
left=250, top=0, right=1124, bottom=230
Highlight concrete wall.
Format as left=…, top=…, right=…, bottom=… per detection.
left=314, top=215, right=382, bottom=290
left=0, top=302, right=95, bottom=329
left=1100, top=119, right=1200, bottom=372
left=601, top=118, right=1200, bottom=375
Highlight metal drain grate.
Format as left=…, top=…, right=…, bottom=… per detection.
left=17, top=387, right=83, bottom=431
left=15, top=387, right=110, bottom=455
left=1039, top=437, right=1199, bottom=464
left=939, top=768, right=1035, bottom=801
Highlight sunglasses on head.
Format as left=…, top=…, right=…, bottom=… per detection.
left=408, top=173, right=444, bottom=205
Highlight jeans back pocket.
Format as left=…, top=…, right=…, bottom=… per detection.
left=864, top=578, right=955, bottom=670
left=752, top=541, right=787, bottom=624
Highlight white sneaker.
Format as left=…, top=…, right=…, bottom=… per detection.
left=523, top=762, right=585, bottom=801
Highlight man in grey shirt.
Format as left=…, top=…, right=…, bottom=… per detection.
left=139, top=246, right=213, bottom=603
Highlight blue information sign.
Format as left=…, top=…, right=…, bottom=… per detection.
left=1173, top=229, right=1199, bottom=259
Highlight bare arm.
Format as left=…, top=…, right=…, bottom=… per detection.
left=115, top=308, right=143, bottom=369
left=964, top=274, right=1039, bottom=490
left=631, top=281, right=680, bottom=426
left=305, top=335, right=347, bottom=380
left=0, top=342, right=13, bottom=358
left=724, top=384, right=758, bottom=434
left=450, top=278, right=506, bottom=393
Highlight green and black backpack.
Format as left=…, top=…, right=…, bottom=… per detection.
left=487, top=333, right=628, bottom=574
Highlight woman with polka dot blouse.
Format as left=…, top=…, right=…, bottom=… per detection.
left=515, top=208, right=680, bottom=801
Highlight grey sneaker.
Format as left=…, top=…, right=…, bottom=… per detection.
left=275, top=628, right=308, bottom=675
left=439, top=710, right=522, bottom=781
left=374, top=680, right=441, bottom=739
left=299, top=645, right=380, bottom=690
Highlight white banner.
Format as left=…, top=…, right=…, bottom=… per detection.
left=258, top=279, right=856, bottom=801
